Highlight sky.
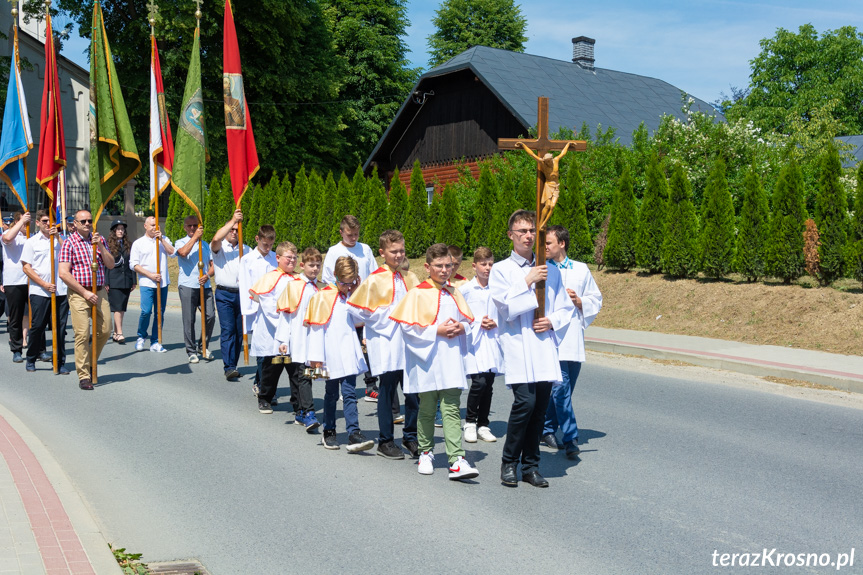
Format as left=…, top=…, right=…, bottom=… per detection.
left=59, top=0, right=860, bottom=105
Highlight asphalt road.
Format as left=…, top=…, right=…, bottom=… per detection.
left=0, top=306, right=861, bottom=575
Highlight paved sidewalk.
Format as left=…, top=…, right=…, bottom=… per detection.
left=586, top=326, right=863, bottom=393
left=0, top=405, right=120, bottom=575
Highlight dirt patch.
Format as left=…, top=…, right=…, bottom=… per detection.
left=761, top=376, right=842, bottom=392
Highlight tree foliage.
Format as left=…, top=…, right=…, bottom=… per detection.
left=403, top=160, right=429, bottom=257
left=635, top=153, right=668, bottom=273
left=362, top=167, right=389, bottom=248
left=302, top=170, right=323, bottom=249
left=274, top=172, right=294, bottom=245
left=316, top=171, right=338, bottom=249
left=735, top=166, right=769, bottom=282
left=604, top=166, right=638, bottom=271
left=427, top=0, right=527, bottom=67
left=388, top=169, right=408, bottom=232
left=662, top=165, right=700, bottom=278
left=766, top=158, right=807, bottom=283
left=814, top=144, right=847, bottom=284
left=556, top=161, right=593, bottom=262
left=470, top=164, right=497, bottom=249
left=700, top=158, right=736, bottom=278
left=436, top=184, right=466, bottom=248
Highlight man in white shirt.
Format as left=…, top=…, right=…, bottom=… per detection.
left=129, top=216, right=175, bottom=352
left=210, top=209, right=250, bottom=380
left=1, top=211, right=30, bottom=363
left=321, top=214, right=379, bottom=398
left=175, top=215, right=215, bottom=364
left=489, top=210, right=574, bottom=488
left=21, top=210, right=69, bottom=374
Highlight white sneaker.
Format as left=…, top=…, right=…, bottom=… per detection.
left=463, top=422, right=477, bottom=443
left=448, top=456, right=479, bottom=480
left=135, top=338, right=146, bottom=351
left=477, top=426, right=497, bottom=442
left=418, top=451, right=435, bottom=475
left=201, top=349, right=214, bottom=360
left=188, top=354, right=199, bottom=364
left=150, top=342, right=167, bottom=353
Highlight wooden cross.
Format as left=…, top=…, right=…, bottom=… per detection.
left=498, top=96, right=586, bottom=318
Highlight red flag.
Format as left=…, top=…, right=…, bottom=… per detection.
left=223, top=0, right=259, bottom=207
left=35, top=12, right=66, bottom=207
left=150, top=34, right=174, bottom=206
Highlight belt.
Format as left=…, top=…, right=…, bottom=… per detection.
left=217, top=285, right=239, bottom=293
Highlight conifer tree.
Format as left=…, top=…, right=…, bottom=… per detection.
left=404, top=160, right=429, bottom=257
left=246, top=182, right=263, bottom=242
left=165, top=191, right=182, bottom=241
left=814, top=144, right=847, bottom=284
left=604, top=166, right=638, bottom=271
left=428, top=190, right=441, bottom=242
left=203, top=176, right=222, bottom=242
left=316, top=171, right=338, bottom=250
left=241, top=183, right=255, bottom=241
left=256, top=174, right=281, bottom=237
left=516, top=171, right=534, bottom=211
left=388, top=169, right=408, bottom=232
left=275, top=172, right=293, bottom=245
left=292, top=167, right=309, bottom=246
left=219, top=168, right=235, bottom=228
left=700, top=158, right=736, bottom=278
left=436, top=184, right=466, bottom=248
left=470, top=164, right=496, bottom=249
left=662, top=164, right=700, bottom=277
left=766, top=158, right=807, bottom=283
left=551, top=160, right=592, bottom=262
left=735, top=165, right=769, bottom=282
left=302, top=170, right=323, bottom=249
left=489, top=171, right=520, bottom=259
left=331, top=173, right=353, bottom=246
left=848, top=161, right=863, bottom=287
left=363, top=167, right=390, bottom=247
left=635, top=153, right=668, bottom=273
left=351, top=165, right=367, bottom=222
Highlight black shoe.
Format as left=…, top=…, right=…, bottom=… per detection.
left=564, top=440, right=580, bottom=459
left=376, top=440, right=405, bottom=460
left=346, top=431, right=374, bottom=453
left=541, top=433, right=561, bottom=450
left=500, top=462, right=518, bottom=487
left=522, top=470, right=549, bottom=488
left=258, top=399, right=273, bottom=414
left=78, top=378, right=93, bottom=391
left=58, top=365, right=70, bottom=375
left=401, top=439, right=420, bottom=458
left=270, top=397, right=279, bottom=406
left=25, top=361, right=36, bottom=372
left=322, top=429, right=339, bottom=450
left=38, top=352, right=52, bottom=362
left=12, top=352, right=23, bottom=363
left=225, top=368, right=240, bottom=380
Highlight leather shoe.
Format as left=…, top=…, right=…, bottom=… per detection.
left=564, top=440, right=580, bottom=459
left=500, top=462, right=518, bottom=487
left=541, top=433, right=561, bottom=449
left=79, top=378, right=93, bottom=391
left=522, top=470, right=549, bottom=488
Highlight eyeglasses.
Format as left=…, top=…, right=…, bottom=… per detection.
left=39, top=219, right=50, bottom=224
left=77, top=219, right=93, bottom=224
left=337, top=280, right=358, bottom=286
left=430, top=263, right=455, bottom=271
left=230, top=228, right=238, bottom=232
left=278, top=254, right=297, bottom=261
left=510, top=228, right=536, bottom=236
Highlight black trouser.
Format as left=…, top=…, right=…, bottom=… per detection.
left=501, top=381, right=553, bottom=473
left=27, top=294, right=68, bottom=365
left=356, top=326, right=378, bottom=389
left=466, top=371, right=495, bottom=427
left=286, top=362, right=314, bottom=414
left=4, top=284, right=28, bottom=353
left=377, top=369, right=418, bottom=443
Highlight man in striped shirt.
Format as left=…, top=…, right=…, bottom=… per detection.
left=58, top=210, right=116, bottom=390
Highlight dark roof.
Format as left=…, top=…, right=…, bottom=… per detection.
left=837, top=135, right=863, bottom=168
left=365, top=46, right=721, bottom=170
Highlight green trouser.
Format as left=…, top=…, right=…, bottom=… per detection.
left=418, top=388, right=464, bottom=464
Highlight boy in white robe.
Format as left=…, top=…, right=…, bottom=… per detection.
left=489, top=210, right=575, bottom=488
left=459, top=246, right=502, bottom=443
left=250, top=241, right=297, bottom=415
left=541, top=225, right=602, bottom=458
left=275, top=247, right=322, bottom=432
left=306, top=256, right=375, bottom=453
left=239, top=225, right=277, bottom=393
left=346, top=229, right=420, bottom=460
left=391, top=243, right=479, bottom=480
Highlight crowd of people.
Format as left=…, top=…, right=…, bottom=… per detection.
left=0, top=207, right=602, bottom=487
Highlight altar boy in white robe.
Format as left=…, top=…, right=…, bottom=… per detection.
left=489, top=210, right=575, bottom=488
left=541, top=225, right=602, bottom=459
left=249, top=241, right=297, bottom=415
left=239, top=225, right=277, bottom=394
left=306, top=257, right=375, bottom=453
left=391, top=243, right=479, bottom=481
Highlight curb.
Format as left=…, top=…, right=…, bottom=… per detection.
left=585, top=337, right=863, bottom=394
left=0, top=404, right=123, bottom=575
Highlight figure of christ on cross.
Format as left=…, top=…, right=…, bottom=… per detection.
left=498, top=96, right=586, bottom=317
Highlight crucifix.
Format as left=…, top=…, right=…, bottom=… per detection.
left=498, top=96, right=586, bottom=317
left=146, top=0, right=158, bottom=24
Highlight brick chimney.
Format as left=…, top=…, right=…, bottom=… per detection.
left=572, top=36, right=595, bottom=70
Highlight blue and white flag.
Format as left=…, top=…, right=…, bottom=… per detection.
left=0, top=41, right=33, bottom=210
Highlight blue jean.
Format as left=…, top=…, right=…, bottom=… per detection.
left=215, top=289, right=242, bottom=372
left=137, top=286, right=168, bottom=343
left=324, top=375, right=360, bottom=434
left=543, top=361, right=582, bottom=443
left=377, top=370, right=418, bottom=443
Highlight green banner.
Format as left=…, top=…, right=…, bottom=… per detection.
left=89, top=1, right=140, bottom=225
left=171, top=26, right=209, bottom=224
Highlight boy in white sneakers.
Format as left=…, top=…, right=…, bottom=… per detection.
left=275, top=247, right=322, bottom=432
left=391, top=243, right=478, bottom=481
left=305, top=256, right=375, bottom=453
left=459, top=246, right=502, bottom=443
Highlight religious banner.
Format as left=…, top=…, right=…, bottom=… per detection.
left=223, top=0, right=259, bottom=207
left=171, top=23, right=208, bottom=222
left=35, top=9, right=66, bottom=206
left=89, top=0, right=141, bottom=225
left=149, top=32, right=174, bottom=207
left=0, top=13, right=33, bottom=210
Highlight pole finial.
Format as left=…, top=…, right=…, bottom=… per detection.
left=147, top=0, right=158, bottom=26
left=194, top=0, right=202, bottom=21
left=9, top=0, right=17, bottom=19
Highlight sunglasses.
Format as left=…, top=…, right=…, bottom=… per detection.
left=77, top=219, right=93, bottom=224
